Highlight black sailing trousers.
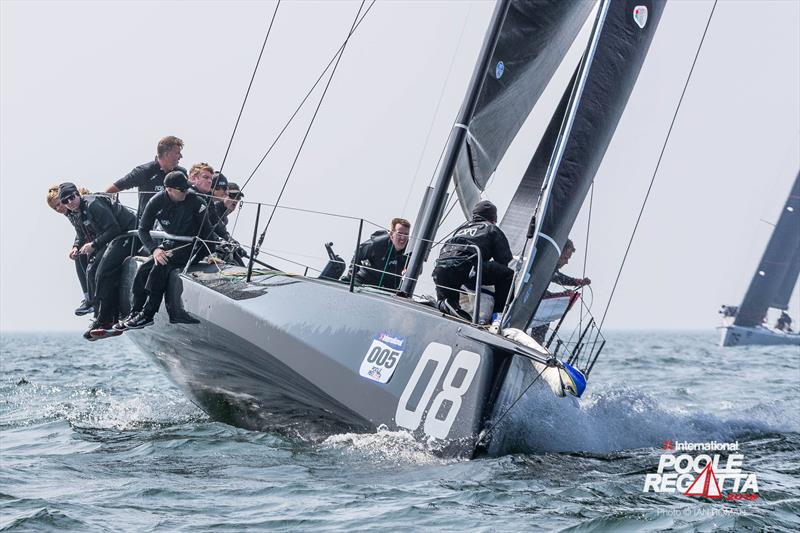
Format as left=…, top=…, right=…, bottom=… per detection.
left=131, top=246, right=193, bottom=319
left=433, top=261, right=513, bottom=315
left=94, top=236, right=135, bottom=323
left=74, top=254, right=89, bottom=295
left=85, top=245, right=107, bottom=311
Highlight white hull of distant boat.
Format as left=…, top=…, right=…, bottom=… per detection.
left=718, top=324, right=800, bottom=347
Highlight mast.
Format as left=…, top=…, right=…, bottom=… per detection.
left=399, top=0, right=511, bottom=297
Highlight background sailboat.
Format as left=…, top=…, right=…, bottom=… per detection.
left=719, top=171, right=800, bottom=346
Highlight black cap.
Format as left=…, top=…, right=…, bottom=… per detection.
left=227, top=182, right=244, bottom=199
left=472, top=200, right=497, bottom=222
left=212, top=172, right=228, bottom=190
left=164, top=170, right=189, bottom=191
left=58, top=182, right=79, bottom=201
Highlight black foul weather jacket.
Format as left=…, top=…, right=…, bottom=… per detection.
left=436, top=217, right=513, bottom=269
left=346, top=230, right=408, bottom=290
left=138, top=190, right=215, bottom=254
left=114, top=158, right=188, bottom=220
left=71, top=194, right=137, bottom=250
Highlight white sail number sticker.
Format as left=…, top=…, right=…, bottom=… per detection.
left=359, top=333, right=405, bottom=384
left=395, top=342, right=481, bottom=440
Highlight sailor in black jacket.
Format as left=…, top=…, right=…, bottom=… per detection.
left=105, top=136, right=186, bottom=221
left=432, top=200, right=513, bottom=323
left=47, top=185, right=93, bottom=316
left=60, top=182, right=137, bottom=339
left=342, top=218, right=411, bottom=291
left=121, top=171, right=214, bottom=329
left=186, top=163, right=227, bottom=258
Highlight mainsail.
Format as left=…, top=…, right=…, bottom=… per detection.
left=734, top=171, right=800, bottom=327
left=505, top=0, right=666, bottom=330
left=453, top=0, right=593, bottom=214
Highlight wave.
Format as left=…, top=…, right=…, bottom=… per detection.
left=487, top=383, right=798, bottom=456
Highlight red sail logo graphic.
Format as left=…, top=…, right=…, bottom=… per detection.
left=683, top=463, right=723, bottom=498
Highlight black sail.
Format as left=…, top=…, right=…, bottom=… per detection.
left=772, top=244, right=800, bottom=311
left=506, top=0, right=665, bottom=330
left=735, top=171, right=800, bottom=326
left=453, top=0, right=593, bottom=215
left=499, top=66, right=578, bottom=256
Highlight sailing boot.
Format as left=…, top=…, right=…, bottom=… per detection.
left=437, top=299, right=472, bottom=322
left=90, top=322, right=124, bottom=340
left=169, top=310, right=200, bottom=325
left=83, top=319, right=104, bottom=341
left=74, top=298, right=94, bottom=316
left=124, top=312, right=154, bottom=330
left=113, top=311, right=140, bottom=331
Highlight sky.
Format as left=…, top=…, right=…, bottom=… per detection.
left=1, top=0, right=798, bottom=332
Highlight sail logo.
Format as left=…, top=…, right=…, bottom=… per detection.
left=643, top=440, right=759, bottom=501
left=633, top=5, right=648, bottom=29
left=495, top=61, right=505, bottom=79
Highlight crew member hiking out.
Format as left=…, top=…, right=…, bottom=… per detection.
left=187, top=162, right=226, bottom=261
left=432, top=200, right=513, bottom=327
left=342, top=218, right=411, bottom=291
left=210, top=176, right=248, bottom=265
left=59, top=182, right=137, bottom=340
left=47, top=184, right=94, bottom=316
left=106, top=135, right=185, bottom=221
left=119, top=171, right=213, bottom=330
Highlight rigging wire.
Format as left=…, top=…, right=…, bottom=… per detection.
left=187, top=2, right=281, bottom=264
left=236, top=0, right=377, bottom=195
left=253, top=0, right=368, bottom=257
left=218, top=0, right=282, bottom=174
left=579, top=181, right=594, bottom=333
left=597, top=0, right=718, bottom=331
left=476, top=363, right=546, bottom=448
left=400, top=4, right=473, bottom=216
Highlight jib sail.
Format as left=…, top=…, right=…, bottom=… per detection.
left=505, top=0, right=666, bottom=330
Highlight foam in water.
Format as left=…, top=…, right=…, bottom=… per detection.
left=488, top=383, right=791, bottom=455
left=322, top=425, right=457, bottom=464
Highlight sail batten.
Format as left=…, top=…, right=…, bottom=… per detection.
left=735, top=173, right=800, bottom=326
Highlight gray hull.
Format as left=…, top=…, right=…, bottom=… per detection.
left=120, top=260, right=531, bottom=456
left=719, top=324, right=800, bottom=347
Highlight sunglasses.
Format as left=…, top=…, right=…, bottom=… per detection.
left=214, top=184, right=228, bottom=191
left=60, top=192, right=78, bottom=204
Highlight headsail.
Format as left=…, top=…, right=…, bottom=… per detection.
left=771, top=244, right=800, bottom=311
left=734, top=171, right=800, bottom=327
left=453, top=0, right=593, bottom=215
left=505, top=0, right=666, bottom=330
left=499, top=66, right=578, bottom=256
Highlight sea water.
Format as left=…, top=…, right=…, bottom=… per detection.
left=1, top=331, right=798, bottom=532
